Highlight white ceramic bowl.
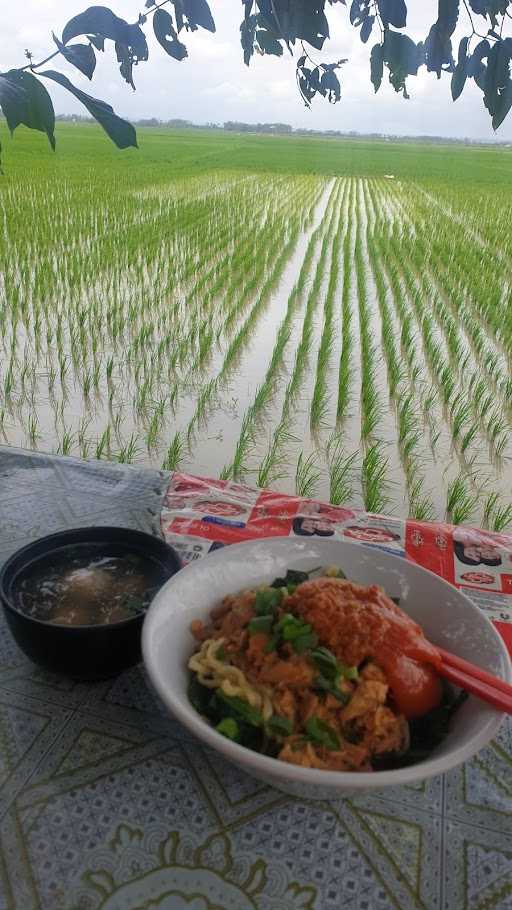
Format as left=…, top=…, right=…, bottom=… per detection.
left=142, top=537, right=511, bottom=798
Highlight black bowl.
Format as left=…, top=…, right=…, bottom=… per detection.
left=0, top=527, right=181, bottom=680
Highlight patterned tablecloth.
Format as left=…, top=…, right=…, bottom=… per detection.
left=0, top=449, right=511, bottom=910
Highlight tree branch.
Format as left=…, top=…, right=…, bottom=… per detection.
left=18, top=0, right=173, bottom=76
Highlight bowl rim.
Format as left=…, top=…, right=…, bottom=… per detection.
left=0, top=526, right=181, bottom=632
left=142, top=535, right=512, bottom=790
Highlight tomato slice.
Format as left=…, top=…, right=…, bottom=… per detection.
left=385, top=654, right=443, bottom=719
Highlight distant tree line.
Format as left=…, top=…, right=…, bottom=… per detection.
left=49, top=113, right=512, bottom=146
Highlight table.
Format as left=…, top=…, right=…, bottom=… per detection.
left=0, top=448, right=511, bottom=910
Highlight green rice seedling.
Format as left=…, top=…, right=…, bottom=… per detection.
left=223, top=413, right=253, bottom=482
left=446, top=475, right=478, bottom=525
left=328, top=439, right=358, bottom=506
left=460, top=423, right=479, bottom=454
left=360, top=380, right=382, bottom=439
left=494, top=432, right=508, bottom=458
left=409, top=478, right=435, bottom=522
left=483, top=491, right=499, bottom=528
left=257, top=446, right=288, bottom=489
left=337, top=190, right=354, bottom=424
left=397, top=393, right=417, bottom=444
left=95, top=425, right=112, bottom=461
left=491, top=502, right=512, bottom=532
left=26, top=413, right=41, bottom=448
left=146, top=410, right=162, bottom=453
left=117, top=434, right=140, bottom=464
left=310, top=185, right=346, bottom=429
left=219, top=463, right=233, bottom=481
left=296, top=450, right=322, bottom=499
left=57, top=425, right=74, bottom=457
left=452, top=401, right=472, bottom=440
left=361, top=442, right=390, bottom=514
left=162, top=431, right=187, bottom=471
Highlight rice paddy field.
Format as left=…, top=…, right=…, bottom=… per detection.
left=1, top=124, right=512, bottom=527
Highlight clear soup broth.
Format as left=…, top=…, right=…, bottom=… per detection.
left=15, top=546, right=168, bottom=626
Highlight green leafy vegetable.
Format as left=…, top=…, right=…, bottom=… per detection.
left=264, top=634, right=279, bottom=653
left=122, top=593, right=145, bottom=614
left=305, top=716, right=340, bottom=750
left=248, top=615, right=274, bottom=634
left=293, top=632, right=319, bottom=653
left=216, top=717, right=239, bottom=741
left=276, top=613, right=310, bottom=641
left=215, top=692, right=264, bottom=727
left=188, top=675, right=214, bottom=715
left=271, top=569, right=310, bottom=588
left=266, top=715, right=294, bottom=737
left=311, top=646, right=338, bottom=677
left=313, top=675, right=350, bottom=704
left=254, top=587, right=284, bottom=615
left=311, top=646, right=358, bottom=682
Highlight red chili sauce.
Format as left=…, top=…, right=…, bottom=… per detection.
left=288, top=578, right=443, bottom=719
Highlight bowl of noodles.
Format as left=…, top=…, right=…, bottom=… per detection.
left=142, top=537, right=511, bottom=797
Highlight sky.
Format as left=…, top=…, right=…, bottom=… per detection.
left=1, top=0, right=511, bottom=141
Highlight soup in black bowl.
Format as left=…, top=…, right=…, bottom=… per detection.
left=0, top=527, right=181, bottom=679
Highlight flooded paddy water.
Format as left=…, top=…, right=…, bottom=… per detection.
left=1, top=128, right=511, bottom=530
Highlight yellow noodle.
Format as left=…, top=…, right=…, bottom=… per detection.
left=188, top=638, right=274, bottom=721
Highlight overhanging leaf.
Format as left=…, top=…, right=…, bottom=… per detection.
left=153, top=9, right=188, bottom=61
left=182, top=0, right=216, bottom=33
left=40, top=70, right=137, bottom=149
left=88, top=34, right=105, bottom=52
left=424, top=0, right=458, bottom=78
left=256, top=28, right=284, bottom=56
left=240, top=14, right=257, bottom=66
left=370, top=42, right=384, bottom=91
left=53, top=33, right=96, bottom=80
left=350, top=0, right=370, bottom=27
left=62, top=6, right=148, bottom=61
left=360, top=15, right=375, bottom=44
left=0, top=70, right=55, bottom=148
left=377, top=0, right=407, bottom=29
left=451, top=35, right=469, bottom=100
left=383, top=30, right=423, bottom=96
left=492, top=78, right=512, bottom=129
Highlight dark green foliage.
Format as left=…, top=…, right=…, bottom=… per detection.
left=52, top=34, right=97, bottom=80
left=41, top=71, right=137, bottom=149
left=153, top=9, right=188, bottom=61
left=0, top=70, right=55, bottom=147
left=373, top=687, right=469, bottom=769
left=2, top=0, right=512, bottom=168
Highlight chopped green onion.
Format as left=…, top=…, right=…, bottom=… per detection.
left=248, top=615, right=274, bottom=635
left=305, top=716, right=340, bottom=750
left=215, top=645, right=226, bottom=661
left=313, top=676, right=350, bottom=704
left=216, top=718, right=239, bottom=741
left=266, top=715, right=294, bottom=737
left=311, top=646, right=338, bottom=678
left=254, top=588, right=283, bottom=615
left=293, top=632, right=319, bottom=654
left=276, top=613, right=311, bottom=641
left=264, top=634, right=279, bottom=653
left=341, top=664, right=359, bottom=681
left=311, top=647, right=358, bottom=682
left=216, top=692, right=264, bottom=727
left=271, top=569, right=310, bottom=589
